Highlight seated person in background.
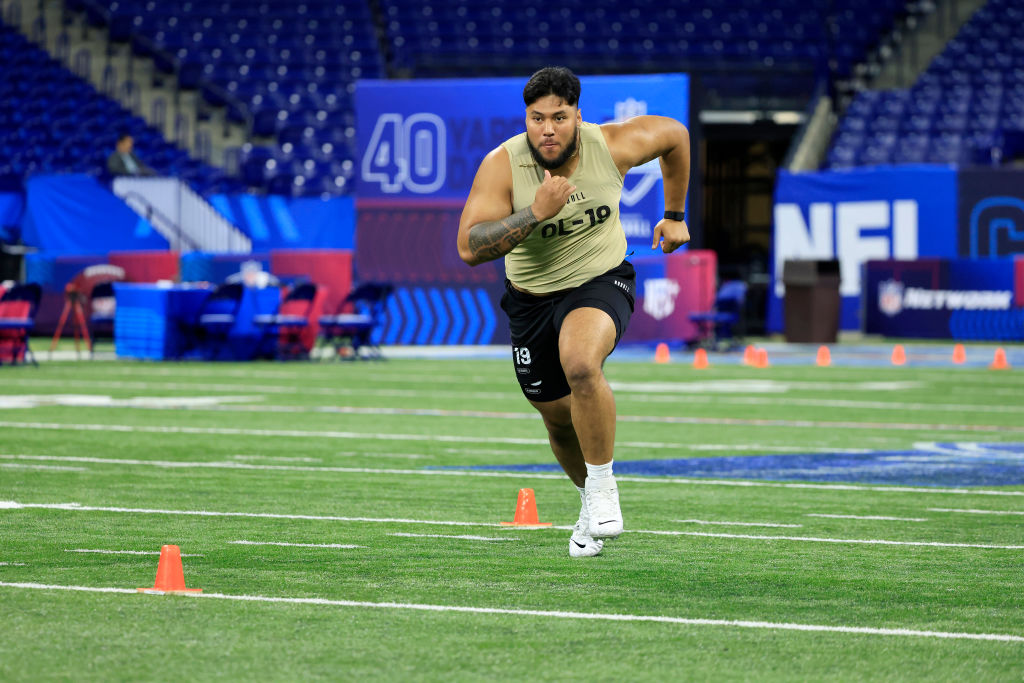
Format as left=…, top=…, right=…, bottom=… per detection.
left=106, top=132, right=155, bottom=177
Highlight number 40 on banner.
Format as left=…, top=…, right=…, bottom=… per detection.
left=361, top=113, right=447, bottom=194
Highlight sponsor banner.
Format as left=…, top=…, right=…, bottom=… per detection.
left=864, top=258, right=1022, bottom=340
left=1017, top=256, right=1024, bottom=307
left=771, top=165, right=958, bottom=332
left=958, top=167, right=1024, bottom=258
left=355, top=73, right=689, bottom=251
left=625, top=249, right=716, bottom=344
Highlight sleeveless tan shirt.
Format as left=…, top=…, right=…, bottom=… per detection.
left=502, top=121, right=626, bottom=293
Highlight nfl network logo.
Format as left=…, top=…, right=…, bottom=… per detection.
left=643, top=278, right=680, bottom=320
left=878, top=279, right=905, bottom=317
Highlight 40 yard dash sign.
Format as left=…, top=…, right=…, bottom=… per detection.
left=355, top=74, right=689, bottom=251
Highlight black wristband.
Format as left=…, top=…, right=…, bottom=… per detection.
left=664, top=210, right=685, bottom=221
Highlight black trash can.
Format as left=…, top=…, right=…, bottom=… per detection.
left=782, top=259, right=841, bottom=343
left=0, top=243, right=27, bottom=282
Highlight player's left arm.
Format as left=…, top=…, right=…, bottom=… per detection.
left=603, top=115, right=690, bottom=253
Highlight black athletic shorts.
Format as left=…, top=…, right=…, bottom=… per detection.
left=499, top=260, right=636, bottom=402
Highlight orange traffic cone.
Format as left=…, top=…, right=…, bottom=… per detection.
left=742, top=345, right=756, bottom=366
left=815, top=346, right=831, bottom=367
left=693, top=348, right=709, bottom=369
left=754, top=347, right=769, bottom=368
left=891, top=344, right=906, bottom=366
left=138, top=545, right=202, bottom=594
left=501, top=488, right=551, bottom=526
left=654, top=342, right=670, bottom=364
left=952, top=344, right=966, bottom=365
left=990, top=347, right=1010, bottom=370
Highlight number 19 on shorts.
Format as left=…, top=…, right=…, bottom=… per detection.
left=513, top=347, right=532, bottom=366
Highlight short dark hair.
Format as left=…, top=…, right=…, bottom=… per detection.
left=523, top=67, right=581, bottom=107
left=116, top=131, right=133, bottom=143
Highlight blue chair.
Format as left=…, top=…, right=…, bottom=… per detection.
left=688, top=280, right=747, bottom=350
left=193, top=282, right=245, bottom=360
left=319, top=282, right=393, bottom=360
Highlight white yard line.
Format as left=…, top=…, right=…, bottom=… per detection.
left=4, top=399, right=1022, bottom=434
left=228, top=541, right=364, bottom=549
left=0, top=463, right=86, bottom=471
left=673, top=519, right=803, bottom=528
left=2, top=501, right=499, bottom=527
left=65, top=549, right=204, bottom=556
left=334, top=451, right=434, bottom=460
left=389, top=533, right=517, bottom=542
left=1, top=378, right=509, bottom=401
left=1, top=418, right=1021, bottom=455
left=0, top=581, right=1021, bottom=643
left=0, top=562, right=26, bottom=566
left=3, top=501, right=1020, bottom=550
left=3, top=454, right=1024, bottom=497
left=807, top=514, right=929, bottom=522
left=634, top=529, right=1023, bottom=550
left=928, top=508, right=1024, bottom=516
left=0, top=421, right=651, bottom=449
left=231, top=455, right=322, bottom=463
left=700, top=397, right=1024, bottom=415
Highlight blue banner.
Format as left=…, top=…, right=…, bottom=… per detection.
left=957, top=167, right=1024, bottom=258
left=208, top=194, right=355, bottom=251
left=771, top=165, right=958, bottom=332
left=355, top=73, right=689, bottom=251
left=864, top=258, right=1022, bottom=340
left=21, top=174, right=168, bottom=254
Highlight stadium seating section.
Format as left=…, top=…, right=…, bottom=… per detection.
left=13, top=0, right=1007, bottom=194
left=826, top=0, right=1024, bottom=168
left=72, top=0, right=382, bottom=197
left=0, top=21, right=240, bottom=195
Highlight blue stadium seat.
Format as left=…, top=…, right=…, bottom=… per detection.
left=826, top=0, right=1024, bottom=169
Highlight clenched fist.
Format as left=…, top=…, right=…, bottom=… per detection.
left=530, top=170, right=577, bottom=222
left=651, top=218, right=690, bottom=253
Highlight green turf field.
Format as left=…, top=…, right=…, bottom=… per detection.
left=1, top=354, right=1023, bottom=681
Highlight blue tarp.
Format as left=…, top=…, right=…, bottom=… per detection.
left=208, top=194, right=355, bottom=251
left=18, top=175, right=356, bottom=255
left=21, top=174, right=168, bottom=254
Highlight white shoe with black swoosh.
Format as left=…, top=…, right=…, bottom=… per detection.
left=585, top=475, right=623, bottom=539
left=569, top=505, right=604, bottom=558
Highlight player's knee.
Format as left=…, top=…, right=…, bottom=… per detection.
left=543, top=414, right=575, bottom=440
left=561, top=356, right=602, bottom=391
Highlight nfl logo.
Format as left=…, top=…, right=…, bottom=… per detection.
left=878, top=279, right=904, bottom=317
left=643, top=278, right=680, bottom=321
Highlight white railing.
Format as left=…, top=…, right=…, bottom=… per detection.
left=112, top=177, right=252, bottom=253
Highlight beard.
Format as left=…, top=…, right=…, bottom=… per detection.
left=526, top=126, right=579, bottom=171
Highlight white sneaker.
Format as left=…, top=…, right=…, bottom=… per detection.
left=585, top=475, right=623, bottom=539
left=569, top=501, right=604, bottom=558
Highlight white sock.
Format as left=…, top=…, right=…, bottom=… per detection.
left=576, top=485, right=586, bottom=504
left=585, top=460, right=614, bottom=485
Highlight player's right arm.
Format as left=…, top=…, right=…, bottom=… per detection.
left=457, top=147, right=575, bottom=266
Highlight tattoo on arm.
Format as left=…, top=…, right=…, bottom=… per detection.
left=467, top=207, right=538, bottom=262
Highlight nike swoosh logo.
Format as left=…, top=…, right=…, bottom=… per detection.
left=529, top=380, right=542, bottom=386
left=572, top=540, right=587, bottom=548
left=597, top=520, right=619, bottom=525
